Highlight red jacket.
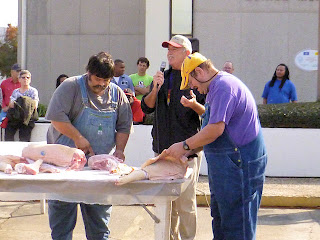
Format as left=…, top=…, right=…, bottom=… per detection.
left=1, top=77, right=21, bottom=108
left=131, top=97, right=145, bottom=123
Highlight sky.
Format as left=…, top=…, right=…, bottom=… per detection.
left=0, top=0, right=18, bottom=28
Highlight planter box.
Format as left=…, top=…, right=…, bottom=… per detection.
left=0, top=123, right=50, bottom=142
left=125, top=126, right=320, bottom=177
left=262, top=128, right=320, bottom=177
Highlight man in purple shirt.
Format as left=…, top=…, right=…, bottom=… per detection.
left=167, top=52, right=267, bottom=240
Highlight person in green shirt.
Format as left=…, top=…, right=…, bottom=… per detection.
left=129, top=57, right=153, bottom=100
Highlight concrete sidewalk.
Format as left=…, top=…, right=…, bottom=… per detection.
left=0, top=177, right=319, bottom=239
left=197, top=176, right=320, bottom=208
left=0, top=202, right=319, bottom=239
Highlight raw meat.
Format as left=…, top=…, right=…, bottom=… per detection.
left=0, top=155, right=28, bottom=166
left=111, top=163, right=134, bottom=175
left=116, top=150, right=188, bottom=185
left=143, top=159, right=187, bottom=181
left=88, top=154, right=123, bottom=171
left=39, top=163, right=67, bottom=173
left=15, top=159, right=43, bottom=175
left=0, top=162, right=13, bottom=174
left=22, top=143, right=86, bottom=170
left=88, top=154, right=133, bottom=175
left=39, top=163, right=66, bottom=173
left=0, top=155, right=29, bottom=174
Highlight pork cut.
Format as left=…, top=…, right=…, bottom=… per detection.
left=22, top=143, right=86, bottom=170
left=88, top=154, right=123, bottom=171
left=116, top=150, right=188, bottom=185
left=15, top=159, right=43, bottom=175
left=0, top=162, right=13, bottom=174
left=40, top=163, right=67, bottom=173
left=0, top=155, right=29, bottom=174
left=88, top=154, right=133, bottom=175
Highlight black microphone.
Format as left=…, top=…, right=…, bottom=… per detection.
left=157, top=61, right=166, bottom=89
left=160, top=61, right=166, bottom=72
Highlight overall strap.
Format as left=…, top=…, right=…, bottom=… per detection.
left=109, top=82, right=118, bottom=109
left=76, top=75, right=89, bottom=106
left=76, top=76, right=118, bottom=109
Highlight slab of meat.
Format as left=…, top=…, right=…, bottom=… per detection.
left=88, top=154, right=123, bottom=171
left=116, top=150, right=188, bottom=185
left=22, top=143, right=86, bottom=170
left=88, top=154, right=133, bottom=175
left=40, top=163, right=67, bottom=173
left=0, top=155, right=29, bottom=174
left=0, top=155, right=28, bottom=166
left=0, top=162, right=13, bottom=174
left=15, top=159, right=43, bottom=175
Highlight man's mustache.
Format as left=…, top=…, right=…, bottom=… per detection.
left=92, top=85, right=106, bottom=90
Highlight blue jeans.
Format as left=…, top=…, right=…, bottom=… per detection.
left=48, top=200, right=112, bottom=240
left=204, top=130, right=267, bottom=240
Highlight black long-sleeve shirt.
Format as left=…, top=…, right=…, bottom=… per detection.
left=141, top=68, right=206, bottom=154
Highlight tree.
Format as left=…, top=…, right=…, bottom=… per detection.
left=0, top=24, right=18, bottom=77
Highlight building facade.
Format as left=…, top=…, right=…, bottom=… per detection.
left=18, top=0, right=318, bottom=105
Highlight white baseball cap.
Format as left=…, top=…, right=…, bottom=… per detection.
left=162, top=35, right=192, bottom=53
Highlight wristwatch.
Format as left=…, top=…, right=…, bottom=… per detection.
left=183, top=140, right=190, bottom=150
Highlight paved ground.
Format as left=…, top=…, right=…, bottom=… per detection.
left=197, top=176, right=320, bottom=208
left=0, top=202, right=319, bottom=240
left=0, top=177, right=319, bottom=239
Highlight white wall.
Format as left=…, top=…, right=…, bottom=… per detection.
left=193, top=0, right=318, bottom=104
left=262, top=128, right=320, bottom=177
left=19, top=0, right=146, bottom=105
left=3, top=124, right=319, bottom=177
left=20, top=0, right=319, bottom=105
left=125, top=126, right=320, bottom=177
left=145, top=0, right=170, bottom=75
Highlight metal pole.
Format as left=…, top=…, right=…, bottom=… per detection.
left=21, top=0, right=27, bottom=69
left=318, top=0, right=320, bottom=101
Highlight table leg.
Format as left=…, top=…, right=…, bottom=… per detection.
left=154, top=200, right=172, bottom=240
left=40, top=199, right=46, bottom=214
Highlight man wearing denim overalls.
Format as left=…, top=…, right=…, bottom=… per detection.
left=167, top=52, right=267, bottom=240
left=45, top=52, right=133, bottom=240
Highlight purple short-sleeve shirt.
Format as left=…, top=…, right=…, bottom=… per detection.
left=206, top=72, right=260, bottom=146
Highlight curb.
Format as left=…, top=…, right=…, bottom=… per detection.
left=196, top=195, right=320, bottom=208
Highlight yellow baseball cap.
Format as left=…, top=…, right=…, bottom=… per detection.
left=180, top=52, right=207, bottom=90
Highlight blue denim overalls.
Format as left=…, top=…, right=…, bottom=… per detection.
left=202, top=103, right=267, bottom=240
left=48, top=75, right=118, bottom=240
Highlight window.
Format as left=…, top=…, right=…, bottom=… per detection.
left=170, top=0, right=193, bottom=37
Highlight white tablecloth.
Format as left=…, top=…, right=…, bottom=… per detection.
left=0, top=141, right=190, bottom=240
left=0, top=169, right=188, bottom=205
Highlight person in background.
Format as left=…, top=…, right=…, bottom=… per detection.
left=5, top=70, right=39, bottom=141
left=141, top=35, right=205, bottom=240
left=262, top=63, right=297, bottom=104
left=129, top=57, right=153, bottom=100
left=56, top=74, right=69, bottom=88
left=0, top=63, right=21, bottom=120
left=111, top=59, right=135, bottom=93
left=45, top=52, right=132, bottom=239
left=166, top=52, right=267, bottom=240
left=0, top=88, right=2, bottom=112
left=124, top=88, right=145, bottom=124
left=222, top=61, right=234, bottom=74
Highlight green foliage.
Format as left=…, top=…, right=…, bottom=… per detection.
left=0, top=24, right=18, bottom=77
left=258, top=102, right=320, bottom=128
left=143, top=102, right=320, bottom=128
left=37, top=103, right=47, bottom=117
